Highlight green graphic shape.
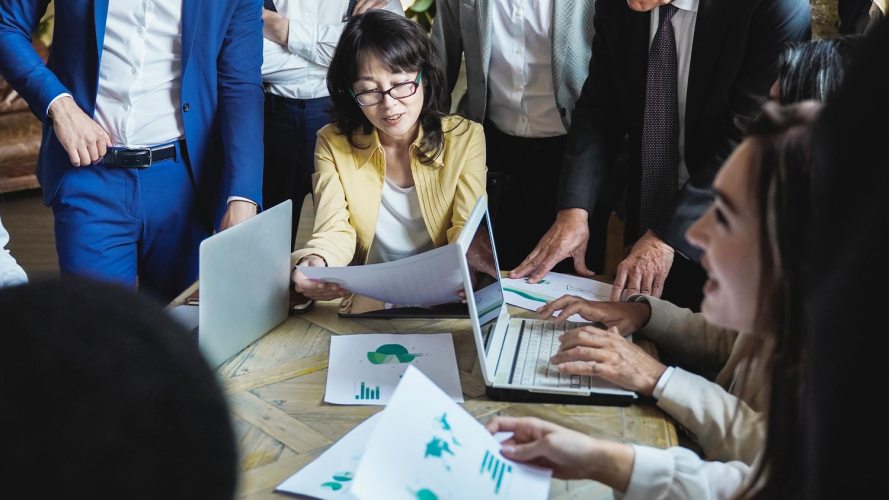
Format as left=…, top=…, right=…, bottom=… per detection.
left=480, top=450, right=513, bottom=495
left=332, top=471, right=353, bottom=482
left=414, top=488, right=439, bottom=500
left=437, top=413, right=451, bottom=431
left=366, top=344, right=425, bottom=364
left=354, top=381, right=380, bottom=400
left=503, top=287, right=552, bottom=304
left=321, top=481, right=342, bottom=491
left=425, top=437, right=455, bottom=459
left=424, top=436, right=456, bottom=471
left=321, top=471, right=353, bottom=492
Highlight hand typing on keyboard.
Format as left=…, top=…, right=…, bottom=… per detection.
left=548, top=324, right=667, bottom=397
left=536, top=294, right=652, bottom=337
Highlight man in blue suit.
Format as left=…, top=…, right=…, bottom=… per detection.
left=0, top=0, right=263, bottom=301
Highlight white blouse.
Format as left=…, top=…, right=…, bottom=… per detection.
left=365, top=176, right=435, bottom=264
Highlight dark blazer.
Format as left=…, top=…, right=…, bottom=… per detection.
left=0, top=0, right=264, bottom=217
left=557, top=0, right=811, bottom=259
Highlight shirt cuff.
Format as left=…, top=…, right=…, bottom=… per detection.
left=227, top=196, right=257, bottom=206
left=46, top=93, right=73, bottom=118
left=652, top=366, right=675, bottom=400
left=618, top=445, right=676, bottom=500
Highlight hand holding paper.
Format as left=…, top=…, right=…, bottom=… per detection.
left=297, top=245, right=464, bottom=307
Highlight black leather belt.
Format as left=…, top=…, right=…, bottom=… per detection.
left=103, top=141, right=181, bottom=168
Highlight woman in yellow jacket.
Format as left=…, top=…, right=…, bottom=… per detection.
left=291, top=10, right=487, bottom=304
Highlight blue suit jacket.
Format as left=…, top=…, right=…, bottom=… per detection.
left=0, top=0, right=264, bottom=216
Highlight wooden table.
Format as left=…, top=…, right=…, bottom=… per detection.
left=174, top=285, right=679, bottom=499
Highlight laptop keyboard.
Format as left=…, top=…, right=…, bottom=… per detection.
left=497, top=319, right=593, bottom=390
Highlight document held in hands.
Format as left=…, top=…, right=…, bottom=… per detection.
left=277, top=366, right=552, bottom=499
left=297, top=244, right=464, bottom=307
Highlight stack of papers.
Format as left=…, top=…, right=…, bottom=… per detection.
left=278, top=366, right=552, bottom=499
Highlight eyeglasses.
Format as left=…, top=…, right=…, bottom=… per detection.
left=350, top=72, right=422, bottom=107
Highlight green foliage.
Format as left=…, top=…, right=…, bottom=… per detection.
left=404, top=0, right=436, bottom=32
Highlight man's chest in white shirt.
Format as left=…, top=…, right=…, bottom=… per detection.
left=95, top=0, right=184, bottom=147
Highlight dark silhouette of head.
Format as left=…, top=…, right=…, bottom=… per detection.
left=0, top=277, right=237, bottom=499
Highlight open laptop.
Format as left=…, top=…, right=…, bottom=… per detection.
left=170, top=200, right=291, bottom=368
left=457, top=196, right=638, bottom=406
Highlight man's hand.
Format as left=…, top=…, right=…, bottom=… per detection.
left=536, top=294, right=651, bottom=335
left=352, top=0, right=390, bottom=15
left=49, top=96, right=112, bottom=167
left=610, top=230, right=674, bottom=301
left=220, top=200, right=257, bottom=231
left=261, top=8, right=289, bottom=46
left=550, top=325, right=667, bottom=397
left=510, top=208, right=595, bottom=282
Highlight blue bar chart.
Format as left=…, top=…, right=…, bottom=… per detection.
left=354, top=381, right=381, bottom=401
left=480, top=450, right=512, bottom=495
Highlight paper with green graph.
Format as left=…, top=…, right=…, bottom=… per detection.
left=276, top=367, right=548, bottom=498
left=501, top=271, right=613, bottom=323
left=325, top=333, right=463, bottom=405
left=275, top=412, right=381, bottom=498
left=351, top=366, right=551, bottom=499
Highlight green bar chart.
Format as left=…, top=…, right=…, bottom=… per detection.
left=354, top=381, right=381, bottom=401
left=480, top=450, right=512, bottom=495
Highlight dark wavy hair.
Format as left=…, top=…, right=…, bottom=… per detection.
left=326, top=10, right=448, bottom=164
left=776, top=35, right=863, bottom=104
left=734, top=101, right=821, bottom=500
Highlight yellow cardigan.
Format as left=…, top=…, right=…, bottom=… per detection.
left=292, top=115, right=488, bottom=268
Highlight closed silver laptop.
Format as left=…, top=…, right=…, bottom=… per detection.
left=197, top=200, right=291, bottom=368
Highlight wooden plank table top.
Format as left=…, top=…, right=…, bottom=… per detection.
left=194, top=295, right=679, bottom=499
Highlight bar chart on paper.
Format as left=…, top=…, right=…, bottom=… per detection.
left=480, top=450, right=513, bottom=495
left=355, top=381, right=381, bottom=401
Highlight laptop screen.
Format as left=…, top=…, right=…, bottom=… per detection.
left=464, top=210, right=504, bottom=346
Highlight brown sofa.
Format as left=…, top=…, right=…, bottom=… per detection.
left=0, top=41, right=48, bottom=194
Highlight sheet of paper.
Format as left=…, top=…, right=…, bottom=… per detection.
left=276, top=412, right=383, bottom=499
left=501, top=272, right=613, bottom=323
left=325, top=334, right=464, bottom=405
left=351, top=366, right=552, bottom=500
left=298, top=244, right=463, bottom=307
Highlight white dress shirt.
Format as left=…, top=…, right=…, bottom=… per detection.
left=0, top=215, right=27, bottom=288
left=650, top=0, right=698, bottom=188
left=262, top=0, right=404, bottom=100
left=94, top=0, right=185, bottom=147
left=364, top=177, right=434, bottom=264
left=486, top=0, right=565, bottom=138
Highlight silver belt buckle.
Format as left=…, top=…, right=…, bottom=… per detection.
left=129, top=147, right=152, bottom=168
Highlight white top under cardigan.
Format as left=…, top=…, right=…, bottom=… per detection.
left=364, top=177, right=435, bottom=265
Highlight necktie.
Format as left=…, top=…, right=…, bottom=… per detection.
left=343, top=0, right=358, bottom=21
left=263, top=0, right=277, bottom=12
left=638, top=4, right=679, bottom=237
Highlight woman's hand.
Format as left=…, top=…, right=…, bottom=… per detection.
left=291, top=255, right=349, bottom=301
left=536, top=295, right=651, bottom=336
left=485, top=416, right=634, bottom=491
left=549, top=325, right=667, bottom=397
